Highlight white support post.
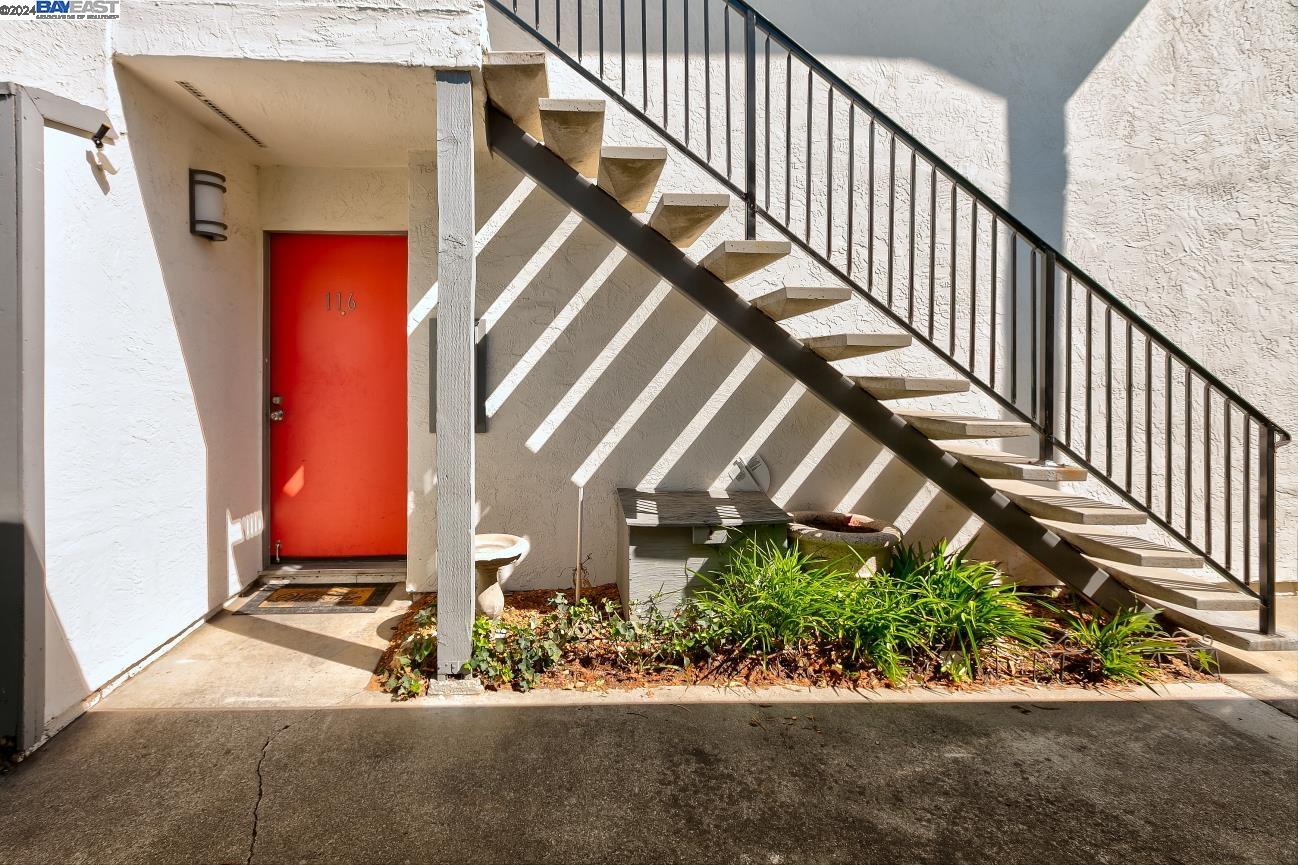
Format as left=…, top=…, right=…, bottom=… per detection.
left=433, top=70, right=476, bottom=678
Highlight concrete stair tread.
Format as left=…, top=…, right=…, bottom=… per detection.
left=803, top=332, right=911, bottom=360
left=1038, top=520, right=1204, bottom=569
left=538, top=99, right=606, bottom=177
left=854, top=375, right=969, bottom=401
left=985, top=479, right=1146, bottom=526
left=597, top=146, right=668, bottom=212
left=648, top=193, right=732, bottom=247
left=1139, top=595, right=1298, bottom=651
left=751, top=286, right=853, bottom=320
left=895, top=411, right=1034, bottom=440
left=484, top=51, right=548, bottom=65
left=1087, top=556, right=1260, bottom=611
left=701, top=240, right=792, bottom=282
left=941, top=443, right=1089, bottom=482
left=483, top=52, right=550, bottom=139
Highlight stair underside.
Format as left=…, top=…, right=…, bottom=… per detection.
left=986, top=479, right=1144, bottom=526
left=1087, top=556, right=1259, bottom=611
left=942, top=443, right=1089, bottom=482
left=649, top=193, right=730, bottom=247
left=751, top=286, right=853, bottom=320
left=1144, top=597, right=1298, bottom=651
left=895, top=411, right=1033, bottom=440
left=482, top=52, right=549, bottom=139
left=805, top=332, right=911, bottom=360
left=701, top=240, right=791, bottom=282
left=1039, top=520, right=1205, bottom=569
left=537, top=98, right=605, bottom=176
left=855, top=376, right=969, bottom=401
left=597, top=146, right=667, bottom=212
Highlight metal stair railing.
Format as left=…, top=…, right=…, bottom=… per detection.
left=487, top=0, right=1290, bottom=633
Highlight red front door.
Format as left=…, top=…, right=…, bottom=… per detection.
left=268, top=233, right=407, bottom=558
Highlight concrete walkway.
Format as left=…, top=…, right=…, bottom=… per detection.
left=1, top=588, right=1295, bottom=864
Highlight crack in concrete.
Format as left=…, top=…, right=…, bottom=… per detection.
left=246, top=723, right=290, bottom=865
left=243, top=692, right=372, bottom=864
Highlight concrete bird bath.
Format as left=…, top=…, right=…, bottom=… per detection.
left=473, top=533, right=530, bottom=619
left=787, top=511, right=901, bottom=577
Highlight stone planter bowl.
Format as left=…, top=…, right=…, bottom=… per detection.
left=788, top=511, right=901, bottom=576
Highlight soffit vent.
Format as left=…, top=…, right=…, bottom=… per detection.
left=176, top=81, right=267, bottom=148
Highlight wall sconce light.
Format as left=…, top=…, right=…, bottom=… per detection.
left=189, top=168, right=227, bottom=241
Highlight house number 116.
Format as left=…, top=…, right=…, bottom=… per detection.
left=325, top=291, right=358, bottom=316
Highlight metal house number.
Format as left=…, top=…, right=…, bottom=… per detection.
left=325, top=291, right=358, bottom=316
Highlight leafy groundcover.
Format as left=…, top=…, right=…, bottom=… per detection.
left=377, top=540, right=1212, bottom=699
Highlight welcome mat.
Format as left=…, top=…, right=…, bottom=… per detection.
left=236, top=582, right=396, bottom=615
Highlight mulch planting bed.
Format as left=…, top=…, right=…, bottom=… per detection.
left=373, top=585, right=1211, bottom=695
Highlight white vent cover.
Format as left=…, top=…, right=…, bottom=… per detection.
left=176, top=81, right=267, bottom=148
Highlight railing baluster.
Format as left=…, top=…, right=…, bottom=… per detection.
left=846, top=104, right=855, bottom=277
left=886, top=134, right=895, bottom=308
left=1145, top=335, right=1152, bottom=506
left=1085, top=291, right=1093, bottom=461
left=1029, top=248, right=1038, bottom=420
left=1184, top=365, right=1193, bottom=537
left=804, top=68, right=812, bottom=242
left=1244, top=419, right=1252, bottom=586
left=969, top=199, right=977, bottom=373
left=743, top=6, right=756, bottom=238
left=723, top=6, right=729, bottom=177
left=1165, top=353, right=1173, bottom=523
left=1040, top=250, right=1056, bottom=461
left=578, top=0, right=583, bottom=58
left=1010, top=234, right=1018, bottom=404
left=990, top=217, right=998, bottom=388
left=928, top=165, right=936, bottom=340
left=1104, top=307, right=1112, bottom=477
left=1063, top=273, right=1072, bottom=446
left=826, top=89, right=834, bottom=261
left=783, top=51, right=790, bottom=223
left=1259, top=427, right=1276, bottom=633
left=1125, top=319, right=1133, bottom=490
left=641, top=0, right=648, bottom=110
left=662, top=0, right=668, bottom=127
left=763, top=36, right=769, bottom=210
left=701, top=0, right=708, bottom=154
left=907, top=148, right=916, bottom=323
left=949, top=184, right=957, bottom=355
left=1224, top=400, right=1233, bottom=571
left=682, top=0, right=689, bottom=144
left=867, top=119, right=874, bottom=293
left=619, top=0, right=626, bottom=93
left=1204, top=382, right=1212, bottom=555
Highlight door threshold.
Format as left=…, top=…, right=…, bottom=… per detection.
left=259, top=558, right=407, bottom=585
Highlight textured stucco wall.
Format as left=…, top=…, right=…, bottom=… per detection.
left=41, top=66, right=263, bottom=734
left=481, top=0, right=1295, bottom=586
left=259, top=166, right=408, bottom=231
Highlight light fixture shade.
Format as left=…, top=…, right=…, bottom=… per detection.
left=189, top=168, right=227, bottom=241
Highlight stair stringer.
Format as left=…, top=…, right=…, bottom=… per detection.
left=485, top=103, right=1137, bottom=613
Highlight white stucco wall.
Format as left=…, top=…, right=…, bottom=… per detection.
left=40, top=66, right=263, bottom=734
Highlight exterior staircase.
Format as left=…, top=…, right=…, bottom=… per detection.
left=479, top=14, right=1293, bottom=651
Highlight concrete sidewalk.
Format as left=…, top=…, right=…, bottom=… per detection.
left=0, top=685, right=1294, bottom=864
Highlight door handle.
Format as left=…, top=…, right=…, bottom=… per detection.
left=269, top=409, right=285, bottom=422
left=269, top=394, right=284, bottom=422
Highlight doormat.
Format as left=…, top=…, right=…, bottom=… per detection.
left=235, top=582, right=396, bottom=615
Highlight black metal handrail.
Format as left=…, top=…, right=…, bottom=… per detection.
left=487, top=0, right=1287, bottom=632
